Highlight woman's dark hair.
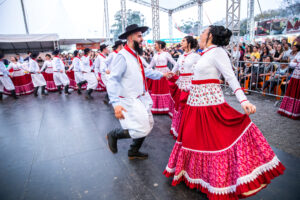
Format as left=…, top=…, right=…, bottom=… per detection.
left=247, top=45, right=253, bottom=53
left=293, top=36, right=300, bottom=51
left=261, top=46, right=269, bottom=57
left=73, top=50, right=79, bottom=57
left=184, top=36, right=198, bottom=49
left=155, top=40, right=166, bottom=49
left=45, top=54, right=51, bottom=58
left=30, top=52, right=39, bottom=59
left=13, top=56, right=18, bottom=62
left=266, top=55, right=273, bottom=62
left=84, top=48, right=90, bottom=55
left=207, top=25, right=232, bottom=46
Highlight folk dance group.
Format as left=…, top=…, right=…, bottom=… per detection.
left=0, top=41, right=124, bottom=100
left=3, top=23, right=300, bottom=199
left=104, top=24, right=287, bottom=200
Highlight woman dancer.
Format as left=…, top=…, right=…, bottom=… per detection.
left=41, top=54, right=57, bottom=91
left=278, top=36, right=300, bottom=119
left=164, top=26, right=285, bottom=199
left=6, top=56, right=34, bottom=95
left=148, top=40, right=177, bottom=116
left=169, top=36, right=200, bottom=138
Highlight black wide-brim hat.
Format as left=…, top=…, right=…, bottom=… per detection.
left=118, top=24, right=149, bottom=39
left=112, top=40, right=123, bottom=49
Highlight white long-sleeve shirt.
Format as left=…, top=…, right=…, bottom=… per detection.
left=7, top=62, right=25, bottom=76
left=69, top=57, right=82, bottom=72
left=148, top=51, right=178, bottom=69
left=193, top=45, right=248, bottom=104
left=52, top=57, right=65, bottom=72
left=80, top=55, right=92, bottom=73
left=0, top=61, right=9, bottom=76
left=172, top=51, right=200, bottom=73
left=94, top=53, right=107, bottom=74
left=29, top=59, right=40, bottom=73
left=41, top=60, right=52, bottom=72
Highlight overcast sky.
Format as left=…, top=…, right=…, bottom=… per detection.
left=0, top=0, right=283, bottom=38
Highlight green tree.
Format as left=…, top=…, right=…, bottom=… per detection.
left=111, top=9, right=148, bottom=40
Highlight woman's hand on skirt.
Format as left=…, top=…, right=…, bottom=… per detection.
left=242, top=102, right=256, bottom=115
left=114, top=105, right=127, bottom=119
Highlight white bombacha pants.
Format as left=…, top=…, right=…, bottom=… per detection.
left=118, top=92, right=154, bottom=139
left=0, top=76, right=15, bottom=92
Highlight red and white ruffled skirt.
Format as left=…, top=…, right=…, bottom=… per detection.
left=95, top=72, right=106, bottom=92
left=66, top=71, right=79, bottom=90
left=169, top=74, right=192, bottom=138
left=147, top=65, right=174, bottom=116
left=4, top=72, right=34, bottom=95
left=164, top=79, right=285, bottom=200
left=278, top=68, right=300, bottom=119
left=42, top=72, right=57, bottom=91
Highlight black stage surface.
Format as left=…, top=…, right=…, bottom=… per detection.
left=0, top=92, right=299, bottom=200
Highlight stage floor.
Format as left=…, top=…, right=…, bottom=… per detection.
left=0, top=91, right=299, bottom=200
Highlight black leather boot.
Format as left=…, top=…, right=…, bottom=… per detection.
left=57, top=85, right=62, bottom=94
left=41, top=86, right=48, bottom=96
left=103, top=93, right=109, bottom=105
left=85, top=89, right=93, bottom=99
left=128, top=137, right=148, bottom=160
left=77, top=82, right=82, bottom=95
left=106, top=129, right=130, bottom=153
left=34, top=87, right=39, bottom=97
left=64, top=85, right=71, bottom=95
left=0, top=92, right=3, bottom=100
left=11, top=90, right=18, bottom=99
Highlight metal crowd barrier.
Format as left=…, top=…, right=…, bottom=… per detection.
left=222, top=61, right=293, bottom=100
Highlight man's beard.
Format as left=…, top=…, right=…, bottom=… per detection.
left=133, top=40, right=143, bottom=55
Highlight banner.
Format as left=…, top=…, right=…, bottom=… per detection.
left=286, top=17, right=300, bottom=34
left=76, top=43, right=100, bottom=50
left=271, top=19, right=287, bottom=35
left=256, top=20, right=272, bottom=36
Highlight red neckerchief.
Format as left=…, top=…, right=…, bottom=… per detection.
left=100, top=53, right=106, bottom=58
left=114, top=50, right=119, bottom=54
left=200, top=46, right=216, bottom=56
left=89, top=59, right=93, bottom=66
left=124, top=44, right=148, bottom=92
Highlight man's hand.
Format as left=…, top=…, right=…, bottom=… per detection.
left=242, top=101, right=256, bottom=115
left=105, top=69, right=110, bottom=74
left=163, top=72, right=174, bottom=79
left=60, top=70, right=63, bottom=73
left=97, top=76, right=101, bottom=81
left=114, top=105, right=127, bottom=119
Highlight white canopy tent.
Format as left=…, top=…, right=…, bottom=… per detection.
left=0, top=34, right=59, bottom=53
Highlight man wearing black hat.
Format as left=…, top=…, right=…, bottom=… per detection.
left=106, top=24, right=173, bottom=159
left=102, top=40, right=124, bottom=104
left=52, top=50, right=71, bottom=95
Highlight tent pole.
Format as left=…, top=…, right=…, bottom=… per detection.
left=20, top=0, right=29, bottom=34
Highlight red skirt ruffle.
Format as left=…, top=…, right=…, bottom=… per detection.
left=278, top=77, right=300, bottom=119
left=42, top=72, right=57, bottom=91
left=11, top=74, right=34, bottom=95
left=148, top=77, right=173, bottom=115
left=95, top=73, right=106, bottom=92
left=66, top=71, right=78, bottom=89
left=164, top=102, right=285, bottom=199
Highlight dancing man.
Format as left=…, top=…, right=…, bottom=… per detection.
left=52, top=50, right=71, bottom=95
left=106, top=24, right=173, bottom=159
